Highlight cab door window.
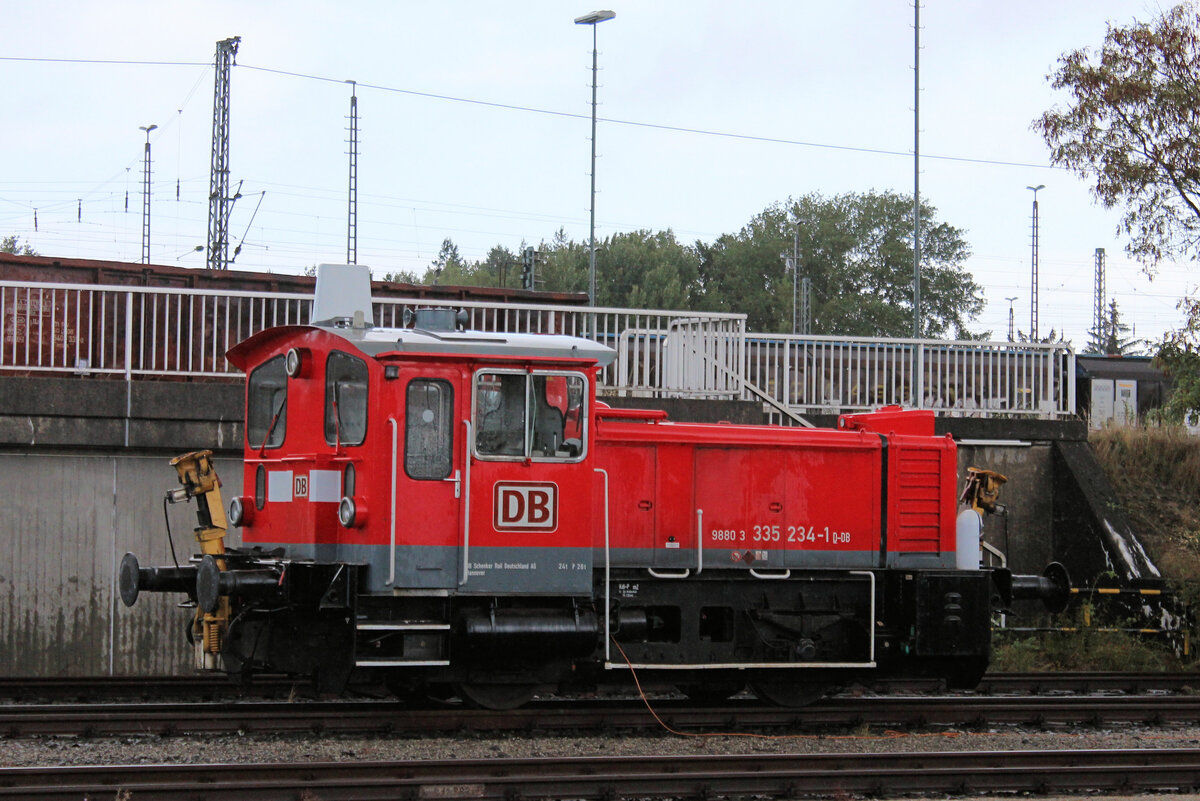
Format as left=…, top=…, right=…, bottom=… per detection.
left=405, top=379, right=454, bottom=480
left=474, top=370, right=586, bottom=461
left=247, top=354, right=287, bottom=449
left=325, top=351, right=368, bottom=446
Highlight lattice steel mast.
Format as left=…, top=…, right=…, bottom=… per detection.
left=346, top=81, right=359, bottom=265
left=207, top=36, right=241, bottom=271
left=139, top=124, right=156, bottom=264
left=1093, top=247, right=1106, bottom=344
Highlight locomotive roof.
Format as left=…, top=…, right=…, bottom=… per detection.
left=226, top=322, right=616, bottom=368
left=227, top=264, right=617, bottom=368
left=327, top=322, right=617, bottom=366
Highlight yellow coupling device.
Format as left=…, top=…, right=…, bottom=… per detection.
left=959, top=467, right=1007, bottom=515
left=167, top=450, right=230, bottom=667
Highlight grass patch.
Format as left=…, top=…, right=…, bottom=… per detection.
left=992, top=620, right=1184, bottom=672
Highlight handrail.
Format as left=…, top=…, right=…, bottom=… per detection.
left=459, top=420, right=472, bottom=586
left=597, top=467, right=610, bottom=663
left=387, top=417, right=398, bottom=586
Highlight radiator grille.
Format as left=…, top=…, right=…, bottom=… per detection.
left=895, top=449, right=942, bottom=550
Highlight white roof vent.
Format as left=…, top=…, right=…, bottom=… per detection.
left=311, top=263, right=374, bottom=328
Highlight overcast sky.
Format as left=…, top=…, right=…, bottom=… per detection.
left=2, top=0, right=1195, bottom=346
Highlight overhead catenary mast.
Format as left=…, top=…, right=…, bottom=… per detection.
left=207, top=36, right=241, bottom=271
left=346, top=80, right=359, bottom=265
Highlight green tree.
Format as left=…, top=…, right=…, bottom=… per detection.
left=1035, top=4, right=1200, bottom=345
left=1152, top=339, right=1200, bottom=425
left=1017, top=328, right=1073, bottom=348
left=482, top=245, right=519, bottom=289
left=1084, top=299, right=1151, bottom=355
left=534, top=229, right=699, bottom=308
left=696, top=192, right=984, bottom=337
left=1, top=235, right=38, bottom=256
left=536, top=229, right=588, bottom=295
left=595, top=230, right=698, bottom=309
left=428, top=238, right=472, bottom=285
left=380, top=268, right=422, bottom=284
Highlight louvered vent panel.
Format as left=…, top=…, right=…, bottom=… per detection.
left=896, top=449, right=942, bottom=551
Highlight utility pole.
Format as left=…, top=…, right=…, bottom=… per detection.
left=800, top=276, right=812, bottom=335
left=912, top=0, right=921, bottom=339
left=1026, top=184, right=1045, bottom=340
left=346, top=80, right=359, bottom=265
left=1005, top=296, right=1018, bottom=342
left=1093, top=247, right=1106, bottom=345
left=207, top=36, right=241, bottom=271
left=575, top=10, right=616, bottom=306
left=781, top=228, right=800, bottom=335
left=139, top=124, right=157, bottom=265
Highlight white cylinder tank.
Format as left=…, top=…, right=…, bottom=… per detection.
left=955, top=507, right=983, bottom=570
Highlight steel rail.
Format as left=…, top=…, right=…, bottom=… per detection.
left=2, top=670, right=1196, bottom=701
left=5, top=694, right=1200, bottom=737
left=2, top=748, right=1199, bottom=800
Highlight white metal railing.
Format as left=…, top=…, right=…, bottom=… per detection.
left=744, top=333, right=1076, bottom=421
left=0, top=280, right=1076, bottom=419
left=0, top=281, right=746, bottom=398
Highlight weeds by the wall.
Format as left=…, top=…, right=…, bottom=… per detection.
left=1089, top=425, right=1200, bottom=581
left=992, top=605, right=1185, bottom=672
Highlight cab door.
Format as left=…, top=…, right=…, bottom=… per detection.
left=389, top=370, right=465, bottom=590
left=465, top=368, right=594, bottom=595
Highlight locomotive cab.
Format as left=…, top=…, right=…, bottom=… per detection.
left=203, top=265, right=612, bottom=701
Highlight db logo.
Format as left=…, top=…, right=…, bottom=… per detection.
left=494, top=482, right=558, bottom=531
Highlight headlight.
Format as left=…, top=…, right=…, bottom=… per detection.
left=339, top=496, right=367, bottom=528
left=285, top=347, right=303, bottom=377
left=229, top=495, right=253, bottom=527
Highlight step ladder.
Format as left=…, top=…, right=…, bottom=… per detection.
left=354, top=619, right=450, bottom=667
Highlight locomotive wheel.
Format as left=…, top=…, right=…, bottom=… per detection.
left=675, top=681, right=744, bottom=703
left=749, top=678, right=829, bottom=708
left=458, top=682, right=538, bottom=710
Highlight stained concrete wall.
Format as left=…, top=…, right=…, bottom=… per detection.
left=0, top=376, right=243, bottom=677
left=0, top=453, right=242, bottom=676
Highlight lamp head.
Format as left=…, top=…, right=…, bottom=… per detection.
left=575, top=9, right=615, bottom=24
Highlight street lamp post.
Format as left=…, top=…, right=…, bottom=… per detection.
left=1026, top=184, right=1045, bottom=341
left=575, top=9, right=615, bottom=307
left=139, top=124, right=158, bottom=265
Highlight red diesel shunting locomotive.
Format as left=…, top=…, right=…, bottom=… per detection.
left=120, top=264, right=1068, bottom=709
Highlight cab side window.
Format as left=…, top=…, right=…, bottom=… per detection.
left=474, top=373, right=525, bottom=456
left=325, top=351, right=368, bottom=446
left=474, top=370, right=586, bottom=461
left=406, top=379, right=454, bottom=479
left=247, top=354, right=287, bottom=449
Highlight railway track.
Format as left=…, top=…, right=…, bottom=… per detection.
left=2, top=670, right=1196, bottom=701
left=3, top=748, right=1199, bottom=799
left=4, top=693, right=1200, bottom=737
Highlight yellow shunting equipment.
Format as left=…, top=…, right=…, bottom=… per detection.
left=169, top=450, right=230, bottom=670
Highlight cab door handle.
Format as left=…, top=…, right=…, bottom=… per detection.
left=443, top=470, right=461, bottom=499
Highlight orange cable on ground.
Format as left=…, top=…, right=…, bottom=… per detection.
left=609, top=635, right=965, bottom=742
